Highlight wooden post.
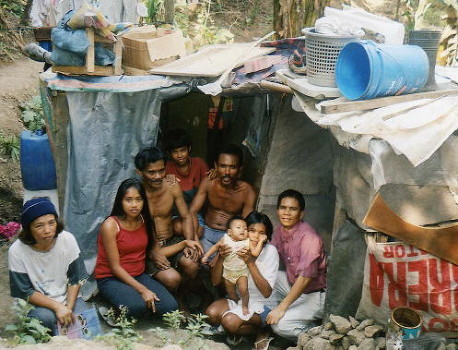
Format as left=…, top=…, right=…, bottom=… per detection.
left=85, top=28, right=95, bottom=73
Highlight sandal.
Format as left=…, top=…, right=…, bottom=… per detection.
left=253, top=336, right=274, bottom=350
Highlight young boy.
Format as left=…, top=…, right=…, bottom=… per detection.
left=202, top=216, right=264, bottom=315
left=164, top=129, right=209, bottom=207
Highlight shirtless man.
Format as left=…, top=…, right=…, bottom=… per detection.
left=190, top=144, right=257, bottom=253
left=134, top=146, right=202, bottom=291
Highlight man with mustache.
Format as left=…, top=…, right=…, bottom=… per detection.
left=190, top=144, right=257, bottom=253
left=135, top=147, right=202, bottom=292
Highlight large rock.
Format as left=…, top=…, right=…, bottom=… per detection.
left=349, top=316, right=359, bottom=329
left=304, top=337, right=335, bottom=350
left=357, top=338, right=376, bottom=350
left=364, top=325, right=383, bottom=338
left=446, top=344, right=458, bottom=350
left=375, top=337, right=386, bottom=349
left=329, top=333, right=345, bottom=345
left=347, top=329, right=366, bottom=346
left=308, top=326, right=324, bottom=336
left=356, top=319, right=374, bottom=331
left=298, top=332, right=311, bottom=348
left=330, top=315, right=352, bottom=335
left=342, top=337, right=351, bottom=350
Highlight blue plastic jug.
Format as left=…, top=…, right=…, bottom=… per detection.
left=20, top=130, right=57, bottom=190
left=336, top=41, right=429, bottom=100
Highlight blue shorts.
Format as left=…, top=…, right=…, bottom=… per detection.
left=200, top=225, right=226, bottom=253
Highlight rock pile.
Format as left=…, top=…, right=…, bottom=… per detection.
left=289, top=314, right=386, bottom=350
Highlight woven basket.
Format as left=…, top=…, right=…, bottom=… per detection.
left=303, top=27, right=359, bottom=87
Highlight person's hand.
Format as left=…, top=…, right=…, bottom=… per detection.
left=151, top=250, right=170, bottom=270
left=165, top=174, right=180, bottom=185
left=236, top=247, right=254, bottom=264
left=140, top=289, right=160, bottom=313
left=266, top=306, right=286, bottom=325
left=201, top=255, right=209, bottom=264
left=259, top=234, right=268, bottom=244
left=185, top=240, right=203, bottom=256
left=183, top=246, right=202, bottom=261
left=206, top=169, right=217, bottom=180
left=54, top=304, right=74, bottom=326
left=217, top=243, right=232, bottom=258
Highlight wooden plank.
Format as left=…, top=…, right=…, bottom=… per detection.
left=150, top=44, right=276, bottom=77
left=85, top=28, right=95, bottom=73
left=260, top=80, right=293, bottom=94
left=363, top=193, right=458, bottom=265
left=320, top=88, right=458, bottom=114
left=52, top=65, right=122, bottom=76
left=276, top=69, right=340, bottom=99
left=113, top=40, right=123, bottom=76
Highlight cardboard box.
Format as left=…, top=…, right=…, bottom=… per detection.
left=122, top=26, right=186, bottom=70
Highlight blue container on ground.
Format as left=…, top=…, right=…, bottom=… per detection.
left=20, top=130, right=57, bottom=190
left=335, top=40, right=429, bottom=100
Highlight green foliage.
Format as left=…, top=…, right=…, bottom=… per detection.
left=0, top=131, right=19, bottom=162
left=152, top=311, right=210, bottom=348
left=4, top=299, right=52, bottom=345
left=145, top=0, right=164, bottom=23
left=97, top=306, right=142, bottom=350
left=20, top=95, right=46, bottom=131
left=0, top=0, right=26, bottom=18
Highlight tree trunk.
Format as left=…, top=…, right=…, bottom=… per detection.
left=273, top=0, right=331, bottom=39
left=164, top=0, right=174, bottom=24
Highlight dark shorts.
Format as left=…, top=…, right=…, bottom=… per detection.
left=146, top=235, right=185, bottom=276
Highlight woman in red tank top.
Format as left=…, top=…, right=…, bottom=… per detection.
left=95, top=178, right=177, bottom=319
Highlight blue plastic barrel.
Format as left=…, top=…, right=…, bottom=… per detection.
left=336, top=41, right=429, bottom=100
left=20, top=130, right=57, bottom=190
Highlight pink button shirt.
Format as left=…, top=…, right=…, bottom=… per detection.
left=271, top=221, right=326, bottom=293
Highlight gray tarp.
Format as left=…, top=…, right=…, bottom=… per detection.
left=63, top=86, right=190, bottom=262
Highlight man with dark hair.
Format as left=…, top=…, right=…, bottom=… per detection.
left=190, top=144, right=257, bottom=253
left=134, top=146, right=202, bottom=292
left=267, top=189, right=327, bottom=341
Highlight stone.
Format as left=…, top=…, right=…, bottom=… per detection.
left=375, top=337, right=386, bottom=349
left=324, top=322, right=334, bottom=331
left=330, top=315, right=353, bottom=335
left=342, top=337, right=351, bottom=350
left=304, top=337, right=334, bottom=350
left=320, top=330, right=335, bottom=339
left=349, top=346, right=358, bottom=350
left=349, top=316, right=360, bottom=329
left=308, top=326, right=324, bottom=336
left=364, top=325, right=384, bottom=338
left=437, top=344, right=447, bottom=350
left=347, top=329, right=366, bottom=346
left=356, top=319, right=374, bottom=331
left=357, top=338, right=376, bottom=350
left=446, top=344, right=458, bottom=350
left=298, top=332, right=311, bottom=347
left=329, top=333, right=345, bottom=345
left=287, top=347, right=301, bottom=350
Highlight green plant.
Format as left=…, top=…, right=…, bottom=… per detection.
left=20, top=95, right=45, bottom=131
left=0, top=131, right=20, bottom=162
left=4, top=299, right=52, bottom=345
left=97, top=306, right=142, bottom=350
left=163, top=309, right=187, bottom=329
left=185, top=313, right=209, bottom=338
left=0, top=0, right=26, bottom=18
left=145, top=0, right=164, bottom=23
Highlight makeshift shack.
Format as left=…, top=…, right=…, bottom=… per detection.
left=40, top=31, right=458, bottom=340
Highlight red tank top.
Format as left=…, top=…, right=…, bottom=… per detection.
left=95, top=216, right=148, bottom=279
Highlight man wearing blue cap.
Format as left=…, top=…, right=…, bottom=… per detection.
left=8, top=197, right=88, bottom=334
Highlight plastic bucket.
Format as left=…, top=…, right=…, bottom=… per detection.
left=335, top=41, right=429, bottom=100
left=390, top=307, right=423, bottom=340
left=20, top=130, right=57, bottom=191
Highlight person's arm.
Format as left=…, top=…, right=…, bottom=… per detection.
left=172, top=183, right=195, bottom=241
left=237, top=245, right=272, bottom=298
left=241, top=185, right=257, bottom=218
left=189, top=178, right=209, bottom=216
left=101, top=218, right=159, bottom=312
left=201, top=241, right=221, bottom=264
left=250, top=235, right=267, bottom=258
left=266, top=276, right=312, bottom=325
left=209, top=243, right=231, bottom=286
left=149, top=239, right=171, bottom=270
left=160, top=239, right=202, bottom=257
left=65, top=284, right=80, bottom=311
left=28, top=291, right=74, bottom=326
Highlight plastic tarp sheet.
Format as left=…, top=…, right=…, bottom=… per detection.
left=325, top=219, right=367, bottom=318
left=63, top=85, right=190, bottom=262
